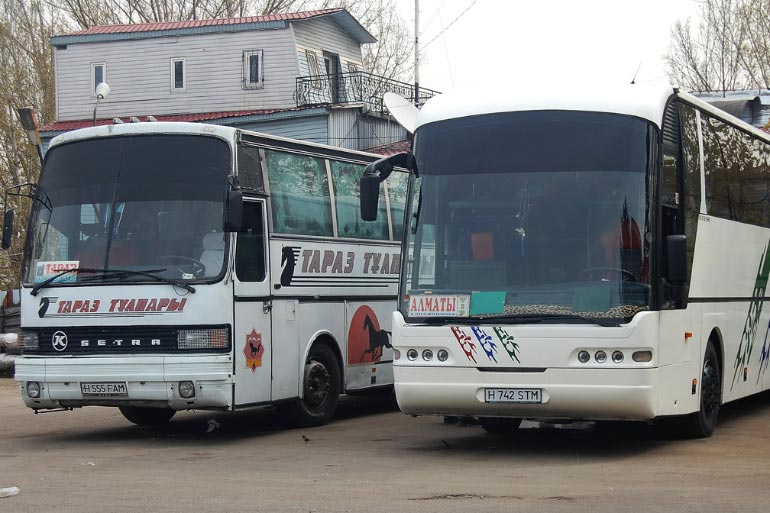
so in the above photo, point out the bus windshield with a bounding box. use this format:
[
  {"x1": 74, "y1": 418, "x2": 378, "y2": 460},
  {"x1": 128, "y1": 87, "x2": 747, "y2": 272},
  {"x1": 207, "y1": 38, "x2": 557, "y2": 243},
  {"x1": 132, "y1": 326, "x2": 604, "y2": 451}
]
[
  {"x1": 22, "y1": 134, "x2": 231, "y2": 286},
  {"x1": 402, "y1": 111, "x2": 655, "y2": 324}
]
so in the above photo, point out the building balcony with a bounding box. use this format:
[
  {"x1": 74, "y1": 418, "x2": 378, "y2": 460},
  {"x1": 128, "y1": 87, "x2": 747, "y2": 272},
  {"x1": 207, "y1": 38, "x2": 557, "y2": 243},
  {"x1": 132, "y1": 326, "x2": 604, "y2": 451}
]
[{"x1": 295, "y1": 71, "x2": 439, "y2": 113}]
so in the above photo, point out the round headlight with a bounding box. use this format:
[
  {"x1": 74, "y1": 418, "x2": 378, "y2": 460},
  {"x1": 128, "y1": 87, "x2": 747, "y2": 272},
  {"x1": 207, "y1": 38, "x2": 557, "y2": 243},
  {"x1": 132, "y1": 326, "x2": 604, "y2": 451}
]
[
  {"x1": 437, "y1": 349, "x2": 449, "y2": 362},
  {"x1": 178, "y1": 380, "x2": 196, "y2": 399},
  {"x1": 26, "y1": 381, "x2": 41, "y2": 399},
  {"x1": 422, "y1": 349, "x2": 433, "y2": 361},
  {"x1": 612, "y1": 350, "x2": 624, "y2": 364},
  {"x1": 577, "y1": 350, "x2": 590, "y2": 363},
  {"x1": 595, "y1": 350, "x2": 607, "y2": 363},
  {"x1": 407, "y1": 349, "x2": 418, "y2": 361}
]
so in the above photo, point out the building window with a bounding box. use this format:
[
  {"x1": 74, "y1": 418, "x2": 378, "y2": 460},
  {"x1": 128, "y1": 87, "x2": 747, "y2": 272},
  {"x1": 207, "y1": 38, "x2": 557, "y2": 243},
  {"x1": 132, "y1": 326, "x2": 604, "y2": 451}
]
[
  {"x1": 171, "y1": 58, "x2": 186, "y2": 92},
  {"x1": 306, "y1": 50, "x2": 323, "y2": 89},
  {"x1": 91, "y1": 62, "x2": 106, "y2": 96},
  {"x1": 242, "y1": 50, "x2": 264, "y2": 89}
]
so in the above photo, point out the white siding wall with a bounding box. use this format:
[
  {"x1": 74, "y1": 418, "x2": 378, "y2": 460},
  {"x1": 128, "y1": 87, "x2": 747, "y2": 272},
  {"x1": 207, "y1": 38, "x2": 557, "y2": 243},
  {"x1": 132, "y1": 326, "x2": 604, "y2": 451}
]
[
  {"x1": 328, "y1": 108, "x2": 407, "y2": 151},
  {"x1": 55, "y1": 27, "x2": 301, "y2": 121},
  {"x1": 293, "y1": 17, "x2": 365, "y2": 77}
]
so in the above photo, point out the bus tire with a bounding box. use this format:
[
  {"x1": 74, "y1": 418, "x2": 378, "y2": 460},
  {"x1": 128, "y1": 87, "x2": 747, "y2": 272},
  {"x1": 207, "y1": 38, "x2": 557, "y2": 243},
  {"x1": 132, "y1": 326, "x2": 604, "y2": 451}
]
[
  {"x1": 686, "y1": 341, "x2": 721, "y2": 438},
  {"x1": 479, "y1": 417, "x2": 522, "y2": 434},
  {"x1": 286, "y1": 344, "x2": 340, "y2": 427},
  {"x1": 119, "y1": 406, "x2": 176, "y2": 426}
]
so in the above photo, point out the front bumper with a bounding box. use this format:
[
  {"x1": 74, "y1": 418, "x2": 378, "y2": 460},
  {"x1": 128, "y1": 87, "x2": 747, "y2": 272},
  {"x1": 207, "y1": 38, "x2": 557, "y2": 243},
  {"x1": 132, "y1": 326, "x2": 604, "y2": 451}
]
[
  {"x1": 15, "y1": 355, "x2": 233, "y2": 411},
  {"x1": 394, "y1": 365, "x2": 658, "y2": 420}
]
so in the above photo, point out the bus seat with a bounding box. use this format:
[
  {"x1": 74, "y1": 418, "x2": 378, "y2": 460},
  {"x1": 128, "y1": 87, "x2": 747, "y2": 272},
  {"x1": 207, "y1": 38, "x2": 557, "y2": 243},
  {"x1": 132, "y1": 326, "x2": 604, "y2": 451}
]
[
  {"x1": 200, "y1": 232, "x2": 225, "y2": 275},
  {"x1": 471, "y1": 232, "x2": 495, "y2": 261}
]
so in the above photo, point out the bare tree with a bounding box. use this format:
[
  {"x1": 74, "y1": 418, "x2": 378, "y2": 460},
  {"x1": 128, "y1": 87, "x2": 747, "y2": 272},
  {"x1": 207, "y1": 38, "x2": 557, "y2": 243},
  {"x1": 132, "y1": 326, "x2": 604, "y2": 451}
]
[
  {"x1": 0, "y1": 0, "x2": 66, "y2": 289},
  {"x1": 666, "y1": 0, "x2": 770, "y2": 92}
]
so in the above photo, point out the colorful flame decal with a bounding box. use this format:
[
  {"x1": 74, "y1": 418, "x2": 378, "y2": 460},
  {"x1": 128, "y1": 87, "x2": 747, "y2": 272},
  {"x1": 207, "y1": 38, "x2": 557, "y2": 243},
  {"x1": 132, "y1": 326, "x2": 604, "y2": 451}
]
[
  {"x1": 493, "y1": 326, "x2": 521, "y2": 363},
  {"x1": 471, "y1": 326, "x2": 498, "y2": 363},
  {"x1": 451, "y1": 326, "x2": 477, "y2": 363}
]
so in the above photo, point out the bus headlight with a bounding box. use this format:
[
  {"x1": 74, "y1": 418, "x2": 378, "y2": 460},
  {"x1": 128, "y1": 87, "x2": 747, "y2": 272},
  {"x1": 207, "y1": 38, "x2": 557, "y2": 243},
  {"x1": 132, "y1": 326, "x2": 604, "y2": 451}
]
[
  {"x1": 577, "y1": 350, "x2": 590, "y2": 363},
  {"x1": 422, "y1": 349, "x2": 433, "y2": 361},
  {"x1": 177, "y1": 328, "x2": 229, "y2": 349},
  {"x1": 595, "y1": 350, "x2": 607, "y2": 363},
  {"x1": 407, "y1": 349, "x2": 418, "y2": 361},
  {"x1": 612, "y1": 350, "x2": 624, "y2": 363},
  {"x1": 21, "y1": 332, "x2": 39, "y2": 350},
  {"x1": 26, "y1": 381, "x2": 41, "y2": 398},
  {"x1": 178, "y1": 381, "x2": 196, "y2": 399},
  {"x1": 437, "y1": 349, "x2": 449, "y2": 362}
]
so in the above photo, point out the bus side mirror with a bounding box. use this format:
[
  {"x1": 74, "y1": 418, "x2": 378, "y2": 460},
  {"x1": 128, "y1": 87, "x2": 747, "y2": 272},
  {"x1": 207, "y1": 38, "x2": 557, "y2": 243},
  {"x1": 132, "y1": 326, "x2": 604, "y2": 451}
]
[
  {"x1": 223, "y1": 190, "x2": 243, "y2": 232},
  {"x1": 2, "y1": 210, "x2": 14, "y2": 249},
  {"x1": 360, "y1": 174, "x2": 381, "y2": 221},
  {"x1": 360, "y1": 152, "x2": 413, "y2": 222},
  {"x1": 666, "y1": 234, "x2": 687, "y2": 284}
]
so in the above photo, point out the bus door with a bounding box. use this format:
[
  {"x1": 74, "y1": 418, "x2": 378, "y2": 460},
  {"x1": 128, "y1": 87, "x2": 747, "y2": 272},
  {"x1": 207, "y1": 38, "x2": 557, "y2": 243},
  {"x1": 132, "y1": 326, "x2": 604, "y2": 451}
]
[{"x1": 233, "y1": 198, "x2": 272, "y2": 407}]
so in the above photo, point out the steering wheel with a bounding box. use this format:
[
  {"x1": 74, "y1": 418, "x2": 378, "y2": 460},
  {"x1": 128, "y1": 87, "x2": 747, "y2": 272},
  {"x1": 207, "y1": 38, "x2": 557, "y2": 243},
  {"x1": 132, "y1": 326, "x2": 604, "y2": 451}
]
[
  {"x1": 579, "y1": 266, "x2": 636, "y2": 282},
  {"x1": 157, "y1": 255, "x2": 206, "y2": 277}
]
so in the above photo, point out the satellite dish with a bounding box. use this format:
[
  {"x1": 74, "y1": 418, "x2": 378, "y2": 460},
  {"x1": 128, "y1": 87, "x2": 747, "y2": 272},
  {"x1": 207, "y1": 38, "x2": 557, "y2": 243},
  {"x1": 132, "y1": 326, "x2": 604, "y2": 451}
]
[{"x1": 384, "y1": 92, "x2": 418, "y2": 133}]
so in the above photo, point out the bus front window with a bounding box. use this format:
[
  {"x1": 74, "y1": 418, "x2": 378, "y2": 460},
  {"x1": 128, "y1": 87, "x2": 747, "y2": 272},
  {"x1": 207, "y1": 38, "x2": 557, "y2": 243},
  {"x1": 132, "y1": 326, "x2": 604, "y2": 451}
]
[
  {"x1": 403, "y1": 111, "x2": 654, "y2": 324},
  {"x1": 23, "y1": 134, "x2": 231, "y2": 285}
]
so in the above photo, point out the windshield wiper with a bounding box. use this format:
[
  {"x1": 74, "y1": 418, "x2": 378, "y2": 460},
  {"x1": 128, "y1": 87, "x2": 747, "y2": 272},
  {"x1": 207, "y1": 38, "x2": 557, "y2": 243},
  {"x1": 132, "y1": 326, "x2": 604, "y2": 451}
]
[
  {"x1": 420, "y1": 313, "x2": 618, "y2": 327},
  {"x1": 517, "y1": 313, "x2": 619, "y2": 327},
  {"x1": 31, "y1": 267, "x2": 196, "y2": 296}
]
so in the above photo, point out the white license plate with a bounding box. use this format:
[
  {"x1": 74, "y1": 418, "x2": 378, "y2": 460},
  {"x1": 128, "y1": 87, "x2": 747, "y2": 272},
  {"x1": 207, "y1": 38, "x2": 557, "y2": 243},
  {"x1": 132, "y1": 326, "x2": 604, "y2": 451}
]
[
  {"x1": 484, "y1": 388, "x2": 542, "y2": 404},
  {"x1": 80, "y1": 382, "x2": 128, "y2": 397}
]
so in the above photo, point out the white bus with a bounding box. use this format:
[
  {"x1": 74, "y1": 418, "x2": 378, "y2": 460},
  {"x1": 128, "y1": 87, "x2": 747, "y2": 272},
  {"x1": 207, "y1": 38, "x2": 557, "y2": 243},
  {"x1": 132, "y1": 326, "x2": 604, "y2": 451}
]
[
  {"x1": 360, "y1": 83, "x2": 770, "y2": 438},
  {"x1": 8, "y1": 121, "x2": 407, "y2": 426}
]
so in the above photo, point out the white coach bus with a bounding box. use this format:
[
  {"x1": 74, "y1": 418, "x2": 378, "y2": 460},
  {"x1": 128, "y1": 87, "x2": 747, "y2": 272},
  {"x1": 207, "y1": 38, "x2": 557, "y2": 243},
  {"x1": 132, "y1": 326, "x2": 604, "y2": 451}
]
[
  {"x1": 7, "y1": 121, "x2": 406, "y2": 426},
  {"x1": 360, "y1": 83, "x2": 770, "y2": 438}
]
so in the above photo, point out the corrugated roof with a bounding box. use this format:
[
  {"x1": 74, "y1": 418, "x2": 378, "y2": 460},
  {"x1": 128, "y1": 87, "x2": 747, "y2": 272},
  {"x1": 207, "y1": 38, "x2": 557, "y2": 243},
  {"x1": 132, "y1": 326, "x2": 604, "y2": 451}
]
[
  {"x1": 40, "y1": 108, "x2": 302, "y2": 133},
  {"x1": 365, "y1": 139, "x2": 412, "y2": 156},
  {"x1": 51, "y1": 8, "x2": 376, "y2": 45}
]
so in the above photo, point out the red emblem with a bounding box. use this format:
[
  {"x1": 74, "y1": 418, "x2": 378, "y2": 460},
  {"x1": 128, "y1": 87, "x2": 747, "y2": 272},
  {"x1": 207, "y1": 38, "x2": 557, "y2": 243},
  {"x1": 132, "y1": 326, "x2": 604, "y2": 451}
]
[{"x1": 243, "y1": 329, "x2": 264, "y2": 372}]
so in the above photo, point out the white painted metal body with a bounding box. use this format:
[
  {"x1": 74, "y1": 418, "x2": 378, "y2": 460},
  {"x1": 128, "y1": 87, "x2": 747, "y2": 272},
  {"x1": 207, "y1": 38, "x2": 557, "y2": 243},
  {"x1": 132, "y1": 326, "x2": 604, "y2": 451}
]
[
  {"x1": 392, "y1": 82, "x2": 770, "y2": 422},
  {"x1": 15, "y1": 122, "x2": 399, "y2": 414}
]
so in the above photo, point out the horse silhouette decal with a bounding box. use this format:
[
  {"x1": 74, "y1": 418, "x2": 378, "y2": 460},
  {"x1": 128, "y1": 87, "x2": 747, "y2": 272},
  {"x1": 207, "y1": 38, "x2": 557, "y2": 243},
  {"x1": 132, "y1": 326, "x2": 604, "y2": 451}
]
[
  {"x1": 360, "y1": 314, "x2": 392, "y2": 362},
  {"x1": 280, "y1": 246, "x2": 300, "y2": 286},
  {"x1": 347, "y1": 306, "x2": 391, "y2": 365}
]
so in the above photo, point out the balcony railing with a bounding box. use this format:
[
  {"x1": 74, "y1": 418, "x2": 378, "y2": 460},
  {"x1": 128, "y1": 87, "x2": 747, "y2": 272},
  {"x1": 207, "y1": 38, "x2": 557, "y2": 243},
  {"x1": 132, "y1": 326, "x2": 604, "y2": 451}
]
[{"x1": 295, "y1": 71, "x2": 439, "y2": 113}]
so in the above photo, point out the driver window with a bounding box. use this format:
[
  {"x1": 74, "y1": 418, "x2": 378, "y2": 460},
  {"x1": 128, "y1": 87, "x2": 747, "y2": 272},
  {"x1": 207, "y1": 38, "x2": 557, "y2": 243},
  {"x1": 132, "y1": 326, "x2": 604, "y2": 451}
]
[{"x1": 235, "y1": 200, "x2": 266, "y2": 282}]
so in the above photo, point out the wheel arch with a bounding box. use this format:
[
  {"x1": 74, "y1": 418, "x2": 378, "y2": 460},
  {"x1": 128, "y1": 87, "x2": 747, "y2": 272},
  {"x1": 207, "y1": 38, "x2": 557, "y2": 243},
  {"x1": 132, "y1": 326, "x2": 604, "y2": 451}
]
[
  {"x1": 706, "y1": 327, "x2": 724, "y2": 379},
  {"x1": 306, "y1": 331, "x2": 344, "y2": 393}
]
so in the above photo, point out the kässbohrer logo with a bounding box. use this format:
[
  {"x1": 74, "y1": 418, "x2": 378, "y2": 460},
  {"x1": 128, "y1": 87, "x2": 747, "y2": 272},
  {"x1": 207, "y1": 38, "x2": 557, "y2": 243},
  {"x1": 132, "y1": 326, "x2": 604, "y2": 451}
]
[{"x1": 51, "y1": 331, "x2": 68, "y2": 351}]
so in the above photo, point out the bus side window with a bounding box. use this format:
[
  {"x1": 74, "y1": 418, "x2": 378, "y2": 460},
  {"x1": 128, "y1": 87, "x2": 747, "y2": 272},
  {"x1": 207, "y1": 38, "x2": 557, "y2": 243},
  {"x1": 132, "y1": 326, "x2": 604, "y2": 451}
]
[{"x1": 235, "y1": 201, "x2": 266, "y2": 282}]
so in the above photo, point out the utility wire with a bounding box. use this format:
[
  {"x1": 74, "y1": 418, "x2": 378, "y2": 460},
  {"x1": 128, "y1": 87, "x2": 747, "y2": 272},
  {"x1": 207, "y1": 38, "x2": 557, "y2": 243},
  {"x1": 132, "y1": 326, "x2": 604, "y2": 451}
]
[{"x1": 422, "y1": 0, "x2": 481, "y2": 49}]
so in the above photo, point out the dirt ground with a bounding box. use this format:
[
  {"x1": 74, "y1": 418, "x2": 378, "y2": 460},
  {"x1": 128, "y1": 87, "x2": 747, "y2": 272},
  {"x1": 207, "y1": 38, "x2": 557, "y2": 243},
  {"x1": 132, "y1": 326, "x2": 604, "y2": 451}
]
[{"x1": 1, "y1": 378, "x2": 770, "y2": 513}]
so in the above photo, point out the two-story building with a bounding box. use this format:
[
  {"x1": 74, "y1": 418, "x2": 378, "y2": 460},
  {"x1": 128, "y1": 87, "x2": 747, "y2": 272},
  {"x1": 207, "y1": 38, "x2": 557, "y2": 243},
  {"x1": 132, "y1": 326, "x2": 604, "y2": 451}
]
[{"x1": 41, "y1": 8, "x2": 438, "y2": 152}]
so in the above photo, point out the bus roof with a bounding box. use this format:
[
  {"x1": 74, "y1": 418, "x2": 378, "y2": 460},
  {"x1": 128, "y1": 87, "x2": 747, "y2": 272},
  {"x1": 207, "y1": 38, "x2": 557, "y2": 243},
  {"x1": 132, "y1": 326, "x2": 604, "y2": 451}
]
[
  {"x1": 49, "y1": 121, "x2": 238, "y2": 149},
  {"x1": 47, "y1": 120, "x2": 390, "y2": 159},
  {"x1": 416, "y1": 82, "x2": 770, "y2": 144},
  {"x1": 416, "y1": 82, "x2": 677, "y2": 130}
]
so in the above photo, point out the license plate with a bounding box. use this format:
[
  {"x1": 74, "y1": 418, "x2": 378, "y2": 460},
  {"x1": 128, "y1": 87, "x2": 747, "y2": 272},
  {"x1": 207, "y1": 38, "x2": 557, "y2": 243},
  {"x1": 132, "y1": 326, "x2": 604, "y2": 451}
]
[
  {"x1": 80, "y1": 382, "x2": 128, "y2": 398},
  {"x1": 484, "y1": 388, "x2": 542, "y2": 404}
]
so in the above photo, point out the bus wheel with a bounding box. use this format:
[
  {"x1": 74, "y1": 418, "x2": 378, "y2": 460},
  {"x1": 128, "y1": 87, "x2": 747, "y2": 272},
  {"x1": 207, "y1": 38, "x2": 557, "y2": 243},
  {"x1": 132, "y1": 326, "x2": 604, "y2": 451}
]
[
  {"x1": 686, "y1": 341, "x2": 721, "y2": 438},
  {"x1": 479, "y1": 417, "x2": 522, "y2": 434},
  {"x1": 287, "y1": 344, "x2": 340, "y2": 427},
  {"x1": 119, "y1": 406, "x2": 176, "y2": 426}
]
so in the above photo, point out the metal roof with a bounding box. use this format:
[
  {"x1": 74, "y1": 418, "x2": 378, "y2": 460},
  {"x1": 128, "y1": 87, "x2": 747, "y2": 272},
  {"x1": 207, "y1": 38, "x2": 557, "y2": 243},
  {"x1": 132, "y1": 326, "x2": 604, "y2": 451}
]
[
  {"x1": 40, "y1": 107, "x2": 327, "y2": 135},
  {"x1": 50, "y1": 8, "x2": 376, "y2": 46}
]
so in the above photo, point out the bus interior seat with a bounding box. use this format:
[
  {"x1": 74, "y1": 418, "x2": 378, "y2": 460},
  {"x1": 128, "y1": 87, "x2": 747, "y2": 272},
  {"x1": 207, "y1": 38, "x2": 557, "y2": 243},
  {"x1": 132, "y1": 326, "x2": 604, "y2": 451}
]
[
  {"x1": 200, "y1": 232, "x2": 225, "y2": 275},
  {"x1": 471, "y1": 232, "x2": 495, "y2": 261}
]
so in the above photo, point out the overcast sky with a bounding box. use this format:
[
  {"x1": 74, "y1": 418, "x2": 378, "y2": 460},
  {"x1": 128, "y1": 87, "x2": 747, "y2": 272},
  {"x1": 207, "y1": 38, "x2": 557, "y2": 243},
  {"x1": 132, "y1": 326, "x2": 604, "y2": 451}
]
[{"x1": 393, "y1": 0, "x2": 701, "y2": 94}]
